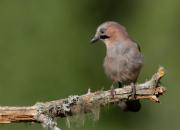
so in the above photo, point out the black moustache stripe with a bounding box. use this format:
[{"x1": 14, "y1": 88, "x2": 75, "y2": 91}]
[{"x1": 100, "y1": 35, "x2": 110, "y2": 39}]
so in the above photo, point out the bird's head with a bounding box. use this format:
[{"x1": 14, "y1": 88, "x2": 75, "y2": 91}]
[{"x1": 90, "y1": 21, "x2": 129, "y2": 46}]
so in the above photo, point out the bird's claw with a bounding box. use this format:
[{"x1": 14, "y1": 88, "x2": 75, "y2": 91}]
[
  {"x1": 110, "y1": 85, "x2": 116, "y2": 98},
  {"x1": 131, "y1": 82, "x2": 136, "y2": 100}
]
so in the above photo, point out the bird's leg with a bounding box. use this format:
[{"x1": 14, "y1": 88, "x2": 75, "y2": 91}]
[
  {"x1": 131, "y1": 82, "x2": 136, "y2": 99},
  {"x1": 110, "y1": 82, "x2": 116, "y2": 98}
]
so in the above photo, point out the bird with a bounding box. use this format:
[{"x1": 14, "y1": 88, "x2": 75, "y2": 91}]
[{"x1": 90, "y1": 21, "x2": 144, "y2": 112}]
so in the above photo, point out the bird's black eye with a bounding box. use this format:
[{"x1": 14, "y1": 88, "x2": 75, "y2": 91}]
[{"x1": 100, "y1": 28, "x2": 105, "y2": 34}]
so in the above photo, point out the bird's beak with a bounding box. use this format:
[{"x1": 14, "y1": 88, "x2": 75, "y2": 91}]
[{"x1": 90, "y1": 36, "x2": 100, "y2": 44}]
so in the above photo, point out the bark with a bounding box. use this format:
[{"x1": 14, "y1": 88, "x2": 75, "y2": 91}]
[{"x1": 0, "y1": 67, "x2": 166, "y2": 130}]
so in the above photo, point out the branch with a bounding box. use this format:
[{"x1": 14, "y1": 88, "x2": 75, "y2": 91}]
[{"x1": 0, "y1": 67, "x2": 166, "y2": 130}]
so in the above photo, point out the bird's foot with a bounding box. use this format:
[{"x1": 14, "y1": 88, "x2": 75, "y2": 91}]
[
  {"x1": 131, "y1": 82, "x2": 136, "y2": 100},
  {"x1": 110, "y1": 85, "x2": 116, "y2": 98}
]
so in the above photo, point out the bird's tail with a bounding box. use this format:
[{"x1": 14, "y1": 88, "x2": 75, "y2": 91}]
[
  {"x1": 118, "y1": 82, "x2": 141, "y2": 112},
  {"x1": 118, "y1": 100, "x2": 141, "y2": 112}
]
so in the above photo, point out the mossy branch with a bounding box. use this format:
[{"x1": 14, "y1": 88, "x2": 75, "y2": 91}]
[{"x1": 0, "y1": 67, "x2": 166, "y2": 130}]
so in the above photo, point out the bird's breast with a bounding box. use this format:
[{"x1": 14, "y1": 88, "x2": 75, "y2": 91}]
[{"x1": 103, "y1": 49, "x2": 143, "y2": 83}]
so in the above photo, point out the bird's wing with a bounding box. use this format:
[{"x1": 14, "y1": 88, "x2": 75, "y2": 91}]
[
  {"x1": 132, "y1": 40, "x2": 141, "y2": 52},
  {"x1": 136, "y1": 42, "x2": 141, "y2": 52}
]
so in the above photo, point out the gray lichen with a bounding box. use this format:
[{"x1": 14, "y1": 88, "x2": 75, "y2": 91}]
[{"x1": 34, "y1": 95, "x2": 80, "y2": 130}]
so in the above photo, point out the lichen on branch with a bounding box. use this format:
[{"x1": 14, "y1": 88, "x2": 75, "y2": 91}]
[{"x1": 0, "y1": 67, "x2": 166, "y2": 130}]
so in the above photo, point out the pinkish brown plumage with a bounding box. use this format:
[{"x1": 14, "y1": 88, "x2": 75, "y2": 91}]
[{"x1": 91, "y1": 21, "x2": 144, "y2": 112}]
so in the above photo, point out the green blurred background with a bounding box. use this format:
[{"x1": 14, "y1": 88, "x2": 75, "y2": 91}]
[{"x1": 0, "y1": 0, "x2": 179, "y2": 130}]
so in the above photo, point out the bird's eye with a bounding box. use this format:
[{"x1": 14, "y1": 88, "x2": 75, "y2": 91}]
[{"x1": 100, "y1": 28, "x2": 105, "y2": 33}]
